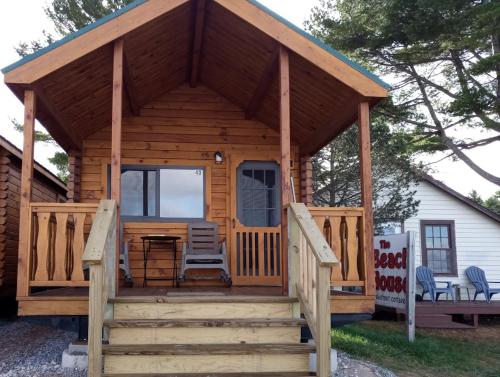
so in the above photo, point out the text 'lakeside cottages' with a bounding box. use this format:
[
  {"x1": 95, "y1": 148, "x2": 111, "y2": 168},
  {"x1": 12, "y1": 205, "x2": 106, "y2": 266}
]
[{"x1": 2, "y1": 1, "x2": 389, "y2": 376}]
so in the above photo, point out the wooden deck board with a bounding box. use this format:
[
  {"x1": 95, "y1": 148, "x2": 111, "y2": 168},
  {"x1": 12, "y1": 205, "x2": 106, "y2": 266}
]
[
  {"x1": 415, "y1": 301, "x2": 500, "y2": 315},
  {"x1": 18, "y1": 286, "x2": 375, "y2": 315}
]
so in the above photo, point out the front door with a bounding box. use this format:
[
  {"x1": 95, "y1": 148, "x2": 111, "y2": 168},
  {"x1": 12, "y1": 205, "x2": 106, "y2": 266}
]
[{"x1": 230, "y1": 156, "x2": 282, "y2": 286}]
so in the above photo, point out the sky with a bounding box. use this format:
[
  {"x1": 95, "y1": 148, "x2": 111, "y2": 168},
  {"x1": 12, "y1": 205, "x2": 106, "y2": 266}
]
[{"x1": 0, "y1": 0, "x2": 498, "y2": 198}]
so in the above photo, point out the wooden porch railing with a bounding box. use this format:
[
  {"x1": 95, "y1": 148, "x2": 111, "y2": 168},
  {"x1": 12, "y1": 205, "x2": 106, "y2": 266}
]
[
  {"x1": 308, "y1": 207, "x2": 367, "y2": 293},
  {"x1": 82, "y1": 200, "x2": 117, "y2": 377},
  {"x1": 28, "y1": 203, "x2": 99, "y2": 288},
  {"x1": 288, "y1": 203, "x2": 338, "y2": 377},
  {"x1": 232, "y1": 227, "x2": 282, "y2": 285}
]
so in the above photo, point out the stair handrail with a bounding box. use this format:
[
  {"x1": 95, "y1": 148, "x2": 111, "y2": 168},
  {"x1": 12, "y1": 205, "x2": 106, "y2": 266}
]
[
  {"x1": 287, "y1": 203, "x2": 338, "y2": 377},
  {"x1": 82, "y1": 199, "x2": 117, "y2": 377}
]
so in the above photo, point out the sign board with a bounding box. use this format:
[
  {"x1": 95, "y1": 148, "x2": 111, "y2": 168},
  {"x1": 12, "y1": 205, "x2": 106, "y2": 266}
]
[{"x1": 374, "y1": 231, "x2": 416, "y2": 341}]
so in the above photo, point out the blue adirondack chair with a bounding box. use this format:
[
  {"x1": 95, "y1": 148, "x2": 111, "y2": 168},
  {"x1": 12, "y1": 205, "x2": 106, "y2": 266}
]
[
  {"x1": 465, "y1": 266, "x2": 500, "y2": 303},
  {"x1": 416, "y1": 266, "x2": 455, "y2": 303}
]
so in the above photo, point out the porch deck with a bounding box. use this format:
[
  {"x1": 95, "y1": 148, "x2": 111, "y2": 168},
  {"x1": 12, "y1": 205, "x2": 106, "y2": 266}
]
[
  {"x1": 19, "y1": 286, "x2": 374, "y2": 316},
  {"x1": 396, "y1": 300, "x2": 500, "y2": 329}
]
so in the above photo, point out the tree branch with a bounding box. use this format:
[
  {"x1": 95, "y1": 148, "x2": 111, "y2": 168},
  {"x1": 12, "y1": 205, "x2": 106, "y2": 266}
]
[{"x1": 411, "y1": 64, "x2": 500, "y2": 185}]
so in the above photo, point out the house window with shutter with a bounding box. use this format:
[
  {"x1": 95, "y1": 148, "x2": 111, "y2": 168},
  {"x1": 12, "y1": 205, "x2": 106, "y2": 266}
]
[{"x1": 420, "y1": 220, "x2": 457, "y2": 276}]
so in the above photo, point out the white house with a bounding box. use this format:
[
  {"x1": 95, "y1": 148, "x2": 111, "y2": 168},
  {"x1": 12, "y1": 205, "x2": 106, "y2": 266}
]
[{"x1": 404, "y1": 175, "x2": 500, "y2": 301}]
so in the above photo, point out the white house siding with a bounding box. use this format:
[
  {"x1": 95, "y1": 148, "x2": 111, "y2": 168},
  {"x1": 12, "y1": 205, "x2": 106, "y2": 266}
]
[{"x1": 404, "y1": 181, "x2": 500, "y2": 301}]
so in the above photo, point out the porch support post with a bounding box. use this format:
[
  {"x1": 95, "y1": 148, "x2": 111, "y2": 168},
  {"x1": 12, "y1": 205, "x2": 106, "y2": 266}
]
[
  {"x1": 358, "y1": 101, "x2": 375, "y2": 296},
  {"x1": 300, "y1": 155, "x2": 313, "y2": 205},
  {"x1": 111, "y1": 39, "x2": 124, "y2": 290},
  {"x1": 67, "y1": 150, "x2": 81, "y2": 203},
  {"x1": 279, "y1": 46, "x2": 291, "y2": 294},
  {"x1": 17, "y1": 90, "x2": 36, "y2": 298}
]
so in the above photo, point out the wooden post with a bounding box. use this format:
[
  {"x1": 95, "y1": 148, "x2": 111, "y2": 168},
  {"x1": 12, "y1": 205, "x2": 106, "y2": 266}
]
[
  {"x1": 17, "y1": 90, "x2": 36, "y2": 298},
  {"x1": 111, "y1": 39, "x2": 124, "y2": 290},
  {"x1": 279, "y1": 46, "x2": 291, "y2": 295},
  {"x1": 358, "y1": 101, "x2": 375, "y2": 296},
  {"x1": 316, "y1": 264, "x2": 331, "y2": 377},
  {"x1": 300, "y1": 155, "x2": 313, "y2": 205},
  {"x1": 87, "y1": 263, "x2": 104, "y2": 377},
  {"x1": 67, "y1": 150, "x2": 81, "y2": 203}
]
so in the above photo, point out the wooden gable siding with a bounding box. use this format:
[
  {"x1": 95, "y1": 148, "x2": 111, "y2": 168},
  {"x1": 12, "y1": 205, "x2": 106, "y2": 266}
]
[
  {"x1": 0, "y1": 149, "x2": 66, "y2": 291},
  {"x1": 80, "y1": 84, "x2": 300, "y2": 286}
]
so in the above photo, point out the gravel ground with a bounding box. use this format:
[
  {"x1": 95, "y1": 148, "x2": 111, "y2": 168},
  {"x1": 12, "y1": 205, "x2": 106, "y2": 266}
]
[
  {"x1": 335, "y1": 351, "x2": 398, "y2": 377},
  {"x1": 0, "y1": 320, "x2": 395, "y2": 377},
  {"x1": 0, "y1": 320, "x2": 85, "y2": 377}
]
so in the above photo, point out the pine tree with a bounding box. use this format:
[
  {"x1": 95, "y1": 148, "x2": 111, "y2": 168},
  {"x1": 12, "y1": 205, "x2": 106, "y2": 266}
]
[{"x1": 307, "y1": 0, "x2": 500, "y2": 186}]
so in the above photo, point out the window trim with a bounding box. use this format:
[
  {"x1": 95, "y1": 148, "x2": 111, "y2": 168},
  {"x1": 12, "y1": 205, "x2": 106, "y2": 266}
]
[
  {"x1": 420, "y1": 220, "x2": 458, "y2": 277},
  {"x1": 108, "y1": 164, "x2": 206, "y2": 223}
]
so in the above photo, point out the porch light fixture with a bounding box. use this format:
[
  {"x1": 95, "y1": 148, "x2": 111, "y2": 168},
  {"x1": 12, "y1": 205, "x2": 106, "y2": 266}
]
[{"x1": 214, "y1": 151, "x2": 224, "y2": 164}]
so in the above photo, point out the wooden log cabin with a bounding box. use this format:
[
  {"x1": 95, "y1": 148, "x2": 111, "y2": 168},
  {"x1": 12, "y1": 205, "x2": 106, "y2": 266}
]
[
  {"x1": 0, "y1": 136, "x2": 67, "y2": 297},
  {"x1": 2, "y1": 1, "x2": 389, "y2": 376}
]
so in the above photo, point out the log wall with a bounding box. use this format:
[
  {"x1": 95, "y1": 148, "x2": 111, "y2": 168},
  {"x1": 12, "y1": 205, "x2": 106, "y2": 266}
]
[{"x1": 0, "y1": 147, "x2": 66, "y2": 293}]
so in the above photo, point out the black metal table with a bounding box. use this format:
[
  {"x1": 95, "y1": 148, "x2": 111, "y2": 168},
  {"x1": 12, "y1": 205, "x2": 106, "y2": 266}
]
[{"x1": 141, "y1": 235, "x2": 181, "y2": 287}]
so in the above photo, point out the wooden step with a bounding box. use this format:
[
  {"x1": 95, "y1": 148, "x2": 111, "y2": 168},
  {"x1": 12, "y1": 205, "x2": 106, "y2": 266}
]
[
  {"x1": 106, "y1": 318, "x2": 306, "y2": 345},
  {"x1": 102, "y1": 373, "x2": 314, "y2": 377},
  {"x1": 104, "y1": 318, "x2": 307, "y2": 328},
  {"x1": 110, "y1": 296, "x2": 298, "y2": 304},
  {"x1": 103, "y1": 343, "x2": 315, "y2": 355},
  {"x1": 113, "y1": 302, "x2": 295, "y2": 320},
  {"x1": 103, "y1": 344, "x2": 314, "y2": 374}
]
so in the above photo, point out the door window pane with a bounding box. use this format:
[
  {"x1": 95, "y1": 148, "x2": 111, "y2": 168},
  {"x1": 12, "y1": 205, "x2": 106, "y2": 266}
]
[
  {"x1": 159, "y1": 169, "x2": 204, "y2": 219},
  {"x1": 237, "y1": 162, "x2": 280, "y2": 227}
]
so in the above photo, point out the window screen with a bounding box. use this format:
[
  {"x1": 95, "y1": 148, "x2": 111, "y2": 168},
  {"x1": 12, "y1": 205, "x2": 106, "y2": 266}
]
[{"x1": 237, "y1": 161, "x2": 280, "y2": 227}]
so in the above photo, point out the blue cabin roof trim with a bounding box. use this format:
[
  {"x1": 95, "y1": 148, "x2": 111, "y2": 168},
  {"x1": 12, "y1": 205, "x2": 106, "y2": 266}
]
[
  {"x1": 1, "y1": 0, "x2": 146, "y2": 75},
  {"x1": 2, "y1": 0, "x2": 391, "y2": 91}
]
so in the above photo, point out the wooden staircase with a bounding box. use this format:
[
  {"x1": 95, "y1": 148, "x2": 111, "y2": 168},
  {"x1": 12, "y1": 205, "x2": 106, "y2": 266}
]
[
  {"x1": 100, "y1": 296, "x2": 314, "y2": 376},
  {"x1": 82, "y1": 201, "x2": 338, "y2": 377}
]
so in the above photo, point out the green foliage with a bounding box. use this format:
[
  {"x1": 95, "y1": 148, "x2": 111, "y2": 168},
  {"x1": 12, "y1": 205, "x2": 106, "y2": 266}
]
[
  {"x1": 48, "y1": 152, "x2": 69, "y2": 183},
  {"x1": 10, "y1": 118, "x2": 69, "y2": 182},
  {"x1": 45, "y1": 0, "x2": 136, "y2": 36},
  {"x1": 16, "y1": 0, "x2": 136, "y2": 57},
  {"x1": 10, "y1": 118, "x2": 54, "y2": 144},
  {"x1": 312, "y1": 116, "x2": 420, "y2": 234},
  {"x1": 332, "y1": 321, "x2": 500, "y2": 377},
  {"x1": 468, "y1": 189, "x2": 500, "y2": 215},
  {"x1": 307, "y1": 0, "x2": 500, "y2": 185}
]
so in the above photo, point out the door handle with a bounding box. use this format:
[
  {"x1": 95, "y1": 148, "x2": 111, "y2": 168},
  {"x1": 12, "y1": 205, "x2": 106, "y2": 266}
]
[{"x1": 232, "y1": 218, "x2": 236, "y2": 229}]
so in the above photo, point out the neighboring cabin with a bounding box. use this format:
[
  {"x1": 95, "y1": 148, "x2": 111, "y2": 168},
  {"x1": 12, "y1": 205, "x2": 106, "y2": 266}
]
[
  {"x1": 404, "y1": 175, "x2": 500, "y2": 300},
  {"x1": 0, "y1": 136, "x2": 67, "y2": 296}
]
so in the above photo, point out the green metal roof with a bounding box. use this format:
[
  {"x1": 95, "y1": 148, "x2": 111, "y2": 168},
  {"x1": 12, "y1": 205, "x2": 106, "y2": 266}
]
[{"x1": 2, "y1": 0, "x2": 390, "y2": 90}]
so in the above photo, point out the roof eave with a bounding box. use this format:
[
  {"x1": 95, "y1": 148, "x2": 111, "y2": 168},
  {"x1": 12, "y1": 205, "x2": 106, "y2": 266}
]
[
  {"x1": 421, "y1": 174, "x2": 500, "y2": 224},
  {"x1": 3, "y1": 0, "x2": 390, "y2": 99},
  {"x1": 2, "y1": 0, "x2": 189, "y2": 85}
]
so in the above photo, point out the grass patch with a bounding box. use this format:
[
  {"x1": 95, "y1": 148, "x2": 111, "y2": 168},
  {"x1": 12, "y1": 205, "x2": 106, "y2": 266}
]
[{"x1": 332, "y1": 321, "x2": 500, "y2": 377}]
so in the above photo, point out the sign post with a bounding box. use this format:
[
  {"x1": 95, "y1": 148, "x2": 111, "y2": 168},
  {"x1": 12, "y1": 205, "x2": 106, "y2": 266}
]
[{"x1": 374, "y1": 231, "x2": 416, "y2": 342}]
